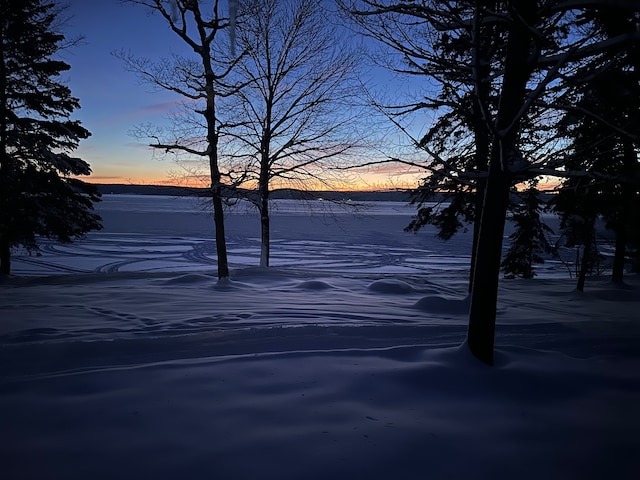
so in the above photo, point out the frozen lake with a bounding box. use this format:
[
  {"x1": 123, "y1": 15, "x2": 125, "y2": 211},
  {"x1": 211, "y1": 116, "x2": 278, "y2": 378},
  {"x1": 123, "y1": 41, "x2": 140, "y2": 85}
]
[{"x1": 12, "y1": 194, "x2": 568, "y2": 279}]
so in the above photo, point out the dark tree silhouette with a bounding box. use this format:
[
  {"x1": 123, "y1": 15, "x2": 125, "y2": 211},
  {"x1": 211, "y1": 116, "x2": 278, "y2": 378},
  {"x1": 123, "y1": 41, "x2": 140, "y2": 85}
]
[
  {"x1": 0, "y1": 0, "x2": 102, "y2": 275},
  {"x1": 552, "y1": 7, "x2": 640, "y2": 288},
  {"x1": 344, "y1": 0, "x2": 640, "y2": 364},
  {"x1": 502, "y1": 186, "x2": 554, "y2": 279},
  {"x1": 551, "y1": 180, "x2": 600, "y2": 292},
  {"x1": 551, "y1": 85, "x2": 637, "y2": 292}
]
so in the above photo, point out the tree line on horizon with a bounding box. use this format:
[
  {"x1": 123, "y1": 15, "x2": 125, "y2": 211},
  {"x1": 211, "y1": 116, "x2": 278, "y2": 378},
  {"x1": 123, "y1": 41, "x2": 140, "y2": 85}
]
[{"x1": 1, "y1": 0, "x2": 638, "y2": 365}]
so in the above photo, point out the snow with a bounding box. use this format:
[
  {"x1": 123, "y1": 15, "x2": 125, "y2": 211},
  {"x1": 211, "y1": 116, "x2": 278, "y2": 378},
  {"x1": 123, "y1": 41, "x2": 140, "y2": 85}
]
[{"x1": 1, "y1": 195, "x2": 639, "y2": 479}]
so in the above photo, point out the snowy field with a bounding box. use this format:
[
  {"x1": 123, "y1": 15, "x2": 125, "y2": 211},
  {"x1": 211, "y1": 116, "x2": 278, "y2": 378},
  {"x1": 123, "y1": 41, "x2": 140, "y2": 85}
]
[{"x1": 1, "y1": 194, "x2": 639, "y2": 479}]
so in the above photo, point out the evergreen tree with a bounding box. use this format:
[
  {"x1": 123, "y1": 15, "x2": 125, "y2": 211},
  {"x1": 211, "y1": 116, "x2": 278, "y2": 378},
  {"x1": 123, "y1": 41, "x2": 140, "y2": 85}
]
[
  {"x1": 551, "y1": 180, "x2": 601, "y2": 292},
  {"x1": 346, "y1": 0, "x2": 639, "y2": 365},
  {"x1": 0, "y1": 0, "x2": 102, "y2": 274},
  {"x1": 552, "y1": 6, "x2": 640, "y2": 288},
  {"x1": 501, "y1": 186, "x2": 554, "y2": 279},
  {"x1": 590, "y1": 9, "x2": 640, "y2": 283}
]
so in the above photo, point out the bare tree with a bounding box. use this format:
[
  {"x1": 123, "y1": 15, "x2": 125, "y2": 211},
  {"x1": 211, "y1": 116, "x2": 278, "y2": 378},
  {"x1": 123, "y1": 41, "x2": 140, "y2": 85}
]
[
  {"x1": 119, "y1": 0, "x2": 244, "y2": 280},
  {"x1": 222, "y1": 0, "x2": 366, "y2": 267}
]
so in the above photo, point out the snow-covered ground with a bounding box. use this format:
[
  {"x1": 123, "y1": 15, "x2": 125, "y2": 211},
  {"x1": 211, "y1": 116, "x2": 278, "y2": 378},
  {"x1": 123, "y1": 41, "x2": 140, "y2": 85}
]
[{"x1": 1, "y1": 195, "x2": 639, "y2": 479}]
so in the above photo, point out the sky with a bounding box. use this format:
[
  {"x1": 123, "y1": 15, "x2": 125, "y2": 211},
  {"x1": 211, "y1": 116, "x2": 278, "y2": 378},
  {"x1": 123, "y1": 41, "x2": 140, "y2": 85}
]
[
  {"x1": 62, "y1": 0, "x2": 187, "y2": 185},
  {"x1": 59, "y1": 0, "x2": 426, "y2": 190}
]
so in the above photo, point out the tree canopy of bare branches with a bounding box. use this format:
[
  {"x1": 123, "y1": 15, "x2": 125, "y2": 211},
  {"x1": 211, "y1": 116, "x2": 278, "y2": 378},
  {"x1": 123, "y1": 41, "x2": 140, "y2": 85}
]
[{"x1": 223, "y1": 0, "x2": 368, "y2": 267}]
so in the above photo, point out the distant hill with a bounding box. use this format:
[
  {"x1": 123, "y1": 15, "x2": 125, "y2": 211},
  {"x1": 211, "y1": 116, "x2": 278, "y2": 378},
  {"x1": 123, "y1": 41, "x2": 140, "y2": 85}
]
[
  {"x1": 95, "y1": 184, "x2": 207, "y2": 197},
  {"x1": 93, "y1": 184, "x2": 557, "y2": 204},
  {"x1": 93, "y1": 184, "x2": 416, "y2": 202}
]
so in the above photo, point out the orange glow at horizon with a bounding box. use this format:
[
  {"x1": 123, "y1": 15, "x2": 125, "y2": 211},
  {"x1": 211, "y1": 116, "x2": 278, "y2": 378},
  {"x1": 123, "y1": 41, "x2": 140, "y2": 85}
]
[
  {"x1": 86, "y1": 165, "x2": 427, "y2": 192},
  {"x1": 87, "y1": 175, "x2": 423, "y2": 192},
  {"x1": 84, "y1": 153, "x2": 564, "y2": 193}
]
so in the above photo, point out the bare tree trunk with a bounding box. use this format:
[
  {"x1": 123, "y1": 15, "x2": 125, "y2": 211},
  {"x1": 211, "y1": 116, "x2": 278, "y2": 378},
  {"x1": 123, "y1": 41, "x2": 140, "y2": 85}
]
[
  {"x1": 469, "y1": 149, "x2": 487, "y2": 295},
  {"x1": 612, "y1": 138, "x2": 637, "y2": 283},
  {"x1": 259, "y1": 128, "x2": 272, "y2": 268},
  {"x1": 468, "y1": 0, "x2": 492, "y2": 295},
  {"x1": 467, "y1": 147, "x2": 511, "y2": 364},
  {"x1": 210, "y1": 169, "x2": 230, "y2": 279},
  {"x1": 0, "y1": 237, "x2": 10, "y2": 274},
  {"x1": 576, "y1": 226, "x2": 594, "y2": 292},
  {"x1": 212, "y1": 197, "x2": 229, "y2": 279},
  {"x1": 259, "y1": 193, "x2": 270, "y2": 268},
  {"x1": 469, "y1": 121, "x2": 489, "y2": 294},
  {"x1": 576, "y1": 252, "x2": 588, "y2": 292},
  {"x1": 207, "y1": 118, "x2": 229, "y2": 279},
  {"x1": 208, "y1": 114, "x2": 229, "y2": 280},
  {"x1": 467, "y1": 0, "x2": 537, "y2": 365},
  {"x1": 611, "y1": 229, "x2": 626, "y2": 283},
  {"x1": 0, "y1": 25, "x2": 8, "y2": 276},
  {"x1": 469, "y1": 187, "x2": 483, "y2": 294}
]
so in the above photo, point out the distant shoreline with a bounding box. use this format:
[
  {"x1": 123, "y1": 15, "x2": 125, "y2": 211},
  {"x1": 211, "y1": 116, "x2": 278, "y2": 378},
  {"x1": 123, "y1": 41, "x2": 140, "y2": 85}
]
[
  {"x1": 93, "y1": 184, "x2": 417, "y2": 202},
  {"x1": 93, "y1": 184, "x2": 558, "y2": 204}
]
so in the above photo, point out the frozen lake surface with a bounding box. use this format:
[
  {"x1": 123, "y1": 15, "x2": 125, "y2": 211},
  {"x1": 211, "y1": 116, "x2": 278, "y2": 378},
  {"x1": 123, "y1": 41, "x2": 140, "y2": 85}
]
[{"x1": 12, "y1": 194, "x2": 567, "y2": 278}]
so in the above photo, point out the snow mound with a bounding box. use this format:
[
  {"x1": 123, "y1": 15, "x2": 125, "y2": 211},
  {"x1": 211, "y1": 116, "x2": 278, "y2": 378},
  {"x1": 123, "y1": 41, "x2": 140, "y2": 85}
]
[
  {"x1": 413, "y1": 294, "x2": 470, "y2": 314},
  {"x1": 295, "y1": 280, "x2": 334, "y2": 290},
  {"x1": 367, "y1": 279, "x2": 415, "y2": 294}
]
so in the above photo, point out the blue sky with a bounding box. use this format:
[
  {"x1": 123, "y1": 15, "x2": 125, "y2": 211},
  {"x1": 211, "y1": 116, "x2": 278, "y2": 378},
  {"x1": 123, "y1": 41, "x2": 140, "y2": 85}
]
[
  {"x1": 62, "y1": 0, "x2": 194, "y2": 184},
  {"x1": 60, "y1": 0, "x2": 426, "y2": 189}
]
